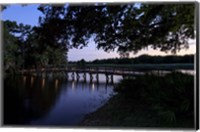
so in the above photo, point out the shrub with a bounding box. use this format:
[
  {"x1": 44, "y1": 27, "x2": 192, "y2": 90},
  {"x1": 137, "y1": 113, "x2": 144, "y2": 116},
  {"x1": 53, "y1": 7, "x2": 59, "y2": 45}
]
[{"x1": 114, "y1": 72, "x2": 194, "y2": 124}]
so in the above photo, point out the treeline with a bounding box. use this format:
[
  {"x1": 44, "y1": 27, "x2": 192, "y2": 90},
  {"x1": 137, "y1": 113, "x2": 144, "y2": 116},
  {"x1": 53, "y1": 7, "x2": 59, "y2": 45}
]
[
  {"x1": 69, "y1": 54, "x2": 194, "y2": 65},
  {"x1": 3, "y1": 18, "x2": 68, "y2": 74}
]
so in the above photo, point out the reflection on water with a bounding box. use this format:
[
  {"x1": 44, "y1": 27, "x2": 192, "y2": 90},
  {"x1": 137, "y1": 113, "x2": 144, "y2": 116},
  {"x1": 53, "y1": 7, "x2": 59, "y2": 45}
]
[
  {"x1": 42, "y1": 78, "x2": 45, "y2": 89},
  {"x1": 176, "y1": 70, "x2": 195, "y2": 75},
  {"x1": 31, "y1": 76, "x2": 34, "y2": 87},
  {"x1": 148, "y1": 70, "x2": 195, "y2": 76},
  {"x1": 4, "y1": 70, "x2": 193, "y2": 126},
  {"x1": 4, "y1": 74, "x2": 122, "y2": 126}
]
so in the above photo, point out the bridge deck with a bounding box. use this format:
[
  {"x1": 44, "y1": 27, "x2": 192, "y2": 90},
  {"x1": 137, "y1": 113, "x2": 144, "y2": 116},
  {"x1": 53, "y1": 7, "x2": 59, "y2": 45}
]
[
  {"x1": 20, "y1": 68, "x2": 146, "y2": 76},
  {"x1": 19, "y1": 63, "x2": 194, "y2": 76}
]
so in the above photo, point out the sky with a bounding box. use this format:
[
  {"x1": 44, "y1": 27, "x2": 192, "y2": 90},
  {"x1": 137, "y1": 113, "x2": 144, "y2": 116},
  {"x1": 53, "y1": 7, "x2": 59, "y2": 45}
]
[{"x1": 1, "y1": 4, "x2": 196, "y2": 61}]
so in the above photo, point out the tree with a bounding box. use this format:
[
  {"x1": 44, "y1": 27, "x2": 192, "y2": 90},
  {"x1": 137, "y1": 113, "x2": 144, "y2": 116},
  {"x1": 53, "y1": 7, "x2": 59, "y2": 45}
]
[
  {"x1": 70, "y1": 3, "x2": 195, "y2": 53},
  {"x1": 3, "y1": 5, "x2": 69, "y2": 71},
  {"x1": 3, "y1": 20, "x2": 23, "y2": 72},
  {"x1": 3, "y1": 3, "x2": 195, "y2": 73},
  {"x1": 77, "y1": 59, "x2": 86, "y2": 67},
  {"x1": 3, "y1": 20, "x2": 38, "y2": 69},
  {"x1": 37, "y1": 3, "x2": 195, "y2": 54},
  {"x1": 33, "y1": 5, "x2": 69, "y2": 67}
]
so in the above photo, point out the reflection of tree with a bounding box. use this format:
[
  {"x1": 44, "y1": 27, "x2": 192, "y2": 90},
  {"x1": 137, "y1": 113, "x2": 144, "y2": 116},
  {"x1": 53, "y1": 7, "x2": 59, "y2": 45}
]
[{"x1": 3, "y1": 76, "x2": 64, "y2": 125}]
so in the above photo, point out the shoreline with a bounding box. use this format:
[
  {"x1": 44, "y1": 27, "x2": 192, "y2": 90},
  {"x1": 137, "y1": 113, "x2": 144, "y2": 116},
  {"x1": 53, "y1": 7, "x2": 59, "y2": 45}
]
[
  {"x1": 80, "y1": 94, "x2": 194, "y2": 128},
  {"x1": 79, "y1": 72, "x2": 194, "y2": 128}
]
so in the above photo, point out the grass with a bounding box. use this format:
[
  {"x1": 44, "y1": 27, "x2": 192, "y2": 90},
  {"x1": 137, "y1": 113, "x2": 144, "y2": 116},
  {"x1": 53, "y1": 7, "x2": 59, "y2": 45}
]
[{"x1": 80, "y1": 72, "x2": 194, "y2": 128}]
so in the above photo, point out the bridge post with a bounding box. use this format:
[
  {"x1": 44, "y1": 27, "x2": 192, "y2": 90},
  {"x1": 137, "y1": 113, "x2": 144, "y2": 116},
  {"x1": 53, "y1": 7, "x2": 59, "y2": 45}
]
[
  {"x1": 52, "y1": 69, "x2": 56, "y2": 78},
  {"x1": 76, "y1": 72, "x2": 80, "y2": 80},
  {"x1": 61, "y1": 71, "x2": 65, "y2": 78},
  {"x1": 90, "y1": 73, "x2": 93, "y2": 83},
  {"x1": 45, "y1": 71, "x2": 49, "y2": 78},
  {"x1": 122, "y1": 74, "x2": 127, "y2": 79},
  {"x1": 65, "y1": 72, "x2": 69, "y2": 80},
  {"x1": 71, "y1": 72, "x2": 75, "y2": 80},
  {"x1": 96, "y1": 73, "x2": 99, "y2": 84},
  {"x1": 83, "y1": 72, "x2": 87, "y2": 82},
  {"x1": 110, "y1": 74, "x2": 114, "y2": 84},
  {"x1": 76, "y1": 76, "x2": 80, "y2": 82},
  {"x1": 106, "y1": 74, "x2": 109, "y2": 84},
  {"x1": 36, "y1": 68, "x2": 38, "y2": 76}
]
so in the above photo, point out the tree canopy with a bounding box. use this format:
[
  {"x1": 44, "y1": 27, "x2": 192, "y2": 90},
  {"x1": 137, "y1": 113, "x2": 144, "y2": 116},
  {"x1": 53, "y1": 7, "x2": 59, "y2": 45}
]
[
  {"x1": 3, "y1": 19, "x2": 68, "y2": 71},
  {"x1": 37, "y1": 3, "x2": 195, "y2": 54},
  {"x1": 2, "y1": 3, "x2": 195, "y2": 73}
]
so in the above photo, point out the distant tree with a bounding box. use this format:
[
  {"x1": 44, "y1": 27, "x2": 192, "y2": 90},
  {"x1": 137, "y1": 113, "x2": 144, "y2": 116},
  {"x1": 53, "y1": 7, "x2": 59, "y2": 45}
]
[
  {"x1": 77, "y1": 59, "x2": 86, "y2": 67},
  {"x1": 89, "y1": 54, "x2": 194, "y2": 64}
]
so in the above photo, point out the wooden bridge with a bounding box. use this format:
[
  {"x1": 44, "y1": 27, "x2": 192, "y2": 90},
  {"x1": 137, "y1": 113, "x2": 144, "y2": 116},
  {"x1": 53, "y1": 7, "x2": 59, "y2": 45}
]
[
  {"x1": 20, "y1": 67, "x2": 142, "y2": 83},
  {"x1": 19, "y1": 64, "x2": 194, "y2": 83}
]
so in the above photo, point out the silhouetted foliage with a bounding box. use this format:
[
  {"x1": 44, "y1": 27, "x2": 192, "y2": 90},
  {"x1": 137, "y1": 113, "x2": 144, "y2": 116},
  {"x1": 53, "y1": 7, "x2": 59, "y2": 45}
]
[
  {"x1": 3, "y1": 3, "x2": 195, "y2": 74},
  {"x1": 3, "y1": 19, "x2": 68, "y2": 72},
  {"x1": 76, "y1": 59, "x2": 86, "y2": 67},
  {"x1": 115, "y1": 72, "x2": 194, "y2": 124},
  {"x1": 38, "y1": 3, "x2": 195, "y2": 54}
]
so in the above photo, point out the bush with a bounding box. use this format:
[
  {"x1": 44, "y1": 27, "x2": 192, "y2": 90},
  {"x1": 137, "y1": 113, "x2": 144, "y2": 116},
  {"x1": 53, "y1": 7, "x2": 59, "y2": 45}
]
[{"x1": 114, "y1": 72, "x2": 194, "y2": 124}]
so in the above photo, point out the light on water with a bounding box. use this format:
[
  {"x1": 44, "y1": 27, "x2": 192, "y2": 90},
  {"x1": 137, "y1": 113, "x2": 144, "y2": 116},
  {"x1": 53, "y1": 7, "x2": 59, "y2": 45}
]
[
  {"x1": 42, "y1": 78, "x2": 46, "y2": 89},
  {"x1": 4, "y1": 74, "x2": 121, "y2": 126},
  {"x1": 31, "y1": 76, "x2": 34, "y2": 87},
  {"x1": 23, "y1": 76, "x2": 26, "y2": 84},
  {"x1": 4, "y1": 70, "x2": 193, "y2": 126},
  {"x1": 92, "y1": 83, "x2": 95, "y2": 92},
  {"x1": 55, "y1": 79, "x2": 59, "y2": 90}
]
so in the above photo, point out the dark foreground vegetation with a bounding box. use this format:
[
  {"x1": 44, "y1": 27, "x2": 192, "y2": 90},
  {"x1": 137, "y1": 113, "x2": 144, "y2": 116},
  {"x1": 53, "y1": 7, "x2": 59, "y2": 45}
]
[{"x1": 81, "y1": 72, "x2": 194, "y2": 128}]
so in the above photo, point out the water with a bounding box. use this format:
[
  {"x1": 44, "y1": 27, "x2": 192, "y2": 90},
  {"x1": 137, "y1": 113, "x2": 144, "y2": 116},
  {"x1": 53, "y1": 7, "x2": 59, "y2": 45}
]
[
  {"x1": 3, "y1": 70, "x2": 194, "y2": 126},
  {"x1": 3, "y1": 73, "x2": 122, "y2": 126}
]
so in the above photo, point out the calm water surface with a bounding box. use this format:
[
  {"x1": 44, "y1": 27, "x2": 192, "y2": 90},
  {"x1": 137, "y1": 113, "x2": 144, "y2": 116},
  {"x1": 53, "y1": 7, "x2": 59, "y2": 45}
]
[
  {"x1": 4, "y1": 70, "x2": 194, "y2": 126},
  {"x1": 4, "y1": 73, "x2": 122, "y2": 126}
]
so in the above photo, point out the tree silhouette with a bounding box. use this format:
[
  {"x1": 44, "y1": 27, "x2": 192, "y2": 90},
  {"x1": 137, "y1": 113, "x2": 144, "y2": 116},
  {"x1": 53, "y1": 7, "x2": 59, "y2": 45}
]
[
  {"x1": 2, "y1": 3, "x2": 196, "y2": 72},
  {"x1": 37, "y1": 3, "x2": 195, "y2": 54}
]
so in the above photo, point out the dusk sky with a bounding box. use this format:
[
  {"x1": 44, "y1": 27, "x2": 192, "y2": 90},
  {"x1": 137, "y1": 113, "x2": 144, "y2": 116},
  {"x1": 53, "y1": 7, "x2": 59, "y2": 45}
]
[{"x1": 1, "y1": 4, "x2": 196, "y2": 61}]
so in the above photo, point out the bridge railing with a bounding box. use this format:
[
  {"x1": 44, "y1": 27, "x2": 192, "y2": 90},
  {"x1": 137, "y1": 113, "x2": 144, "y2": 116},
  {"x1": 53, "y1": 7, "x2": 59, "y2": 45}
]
[{"x1": 19, "y1": 63, "x2": 194, "y2": 74}]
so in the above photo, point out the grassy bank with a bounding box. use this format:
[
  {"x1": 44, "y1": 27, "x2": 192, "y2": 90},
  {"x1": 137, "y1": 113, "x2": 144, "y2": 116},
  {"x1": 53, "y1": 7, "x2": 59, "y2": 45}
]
[{"x1": 80, "y1": 72, "x2": 194, "y2": 128}]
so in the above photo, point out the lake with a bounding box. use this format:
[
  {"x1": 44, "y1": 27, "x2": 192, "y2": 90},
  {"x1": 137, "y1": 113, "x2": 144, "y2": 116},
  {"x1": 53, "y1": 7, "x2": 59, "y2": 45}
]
[
  {"x1": 3, "y1": 70, "x2": 194, "y2": 126},
  {"x1": 3, "y1": 73, "x2": 122, "y2": 126}
]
